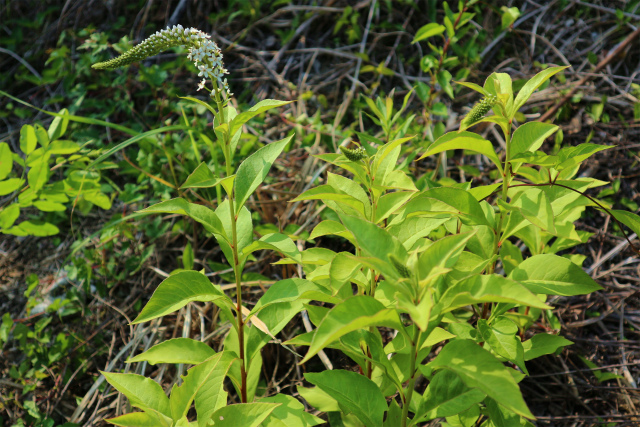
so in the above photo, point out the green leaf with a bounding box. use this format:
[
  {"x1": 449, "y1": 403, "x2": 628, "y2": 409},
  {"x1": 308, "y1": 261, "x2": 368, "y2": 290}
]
[
  {"x1": 0, "y1": 143, "x2": 12, "y2": 180},
  {"x1": 305, "y1": 370, "x2": 387, "y2": 427},
  {"x1": 339, "y1": 213, "x2": 407, "y2": 268},
  {"x1": 400, "y1": 187, "x2": 490, "y2": 227},
  {"x1": 439, "y1": 274, "x2": 552, "y2": 312},
  {"x1": 374, "y1": 191, "x2": 413, "y2": 224},
  {"x1": 505, "y1": 187, "x2": 556, "y2": 233},
  {"x1": 511, "y1": 66, "x2": 569, "y2": 116},
  {"x1": 0, "y1": 204, "x2": 20, "y2": 229},
  {"x1": 423, "y1": 340, "x2": 534, "y2": 418},
  {"x1": 508, "y1": 254, "x2": 602, "y2": 296},
  {"x1": 610, "y1": 209, "x2": 640, "y2": 236},
  {"x1": 4, "y1": 220, "x2": 58, "y2": 236},
  {"x1": 47, "y1": 108, "x2": 69, "y2": 141},
  {"x1": 413, "y1": 23, "x2": 446, "y2": 43},
  {"x1": 327, "y1": 172, "x2": 371, "y2": 218},
  {"x1": 132, "y1": 271, "x2": 233, "y2": 324},
  {"x1": 34, "y1": 124, "x2": 49, "y2": 148},
  {"x1": 456, "y1": 81, "x2": 487, "y2": 96},
  {"x1": 33, "y1": 200, "x2": 66, "y2": 212},
  {"x1": 478, "y1": 316, "x2": 527, "y2": 373},
  {"x1": 127, "y1": 338, "x2": 215, "y2": 365},
  {"x1": 414, "y1": 370, "x2": 485, "y2": 422},
  {"x1": 522, "y1": 334, "x2": 572, "y2": 361},
  {"x1": 510, "y1": 122, "x2": 558, "y2": 158},
  {"x1": 229, "y1": 100, "x2": 291, "y2": 137},
  {"x1": 138, "y1": 198, "x2": 226, "y2": 239},
  {"x1": 419, "y1": 131, "x2": 502, "y2": 174},
  {"x1": 301, "y1": 296, "x2": 403, "y2": 364},
  {"x1": 555, "y1": 143, "x2": 612, "y2": 171},
  {"x1": 437, "y1": 70, "x2": 454, "y2": 99},
  {"x1": 249, "y1": 278, "x2": 330, "y2": 317},
  {"x1": 259, "y1": 394, "x2": 324, "y2": 427},
  {"x1": 102, "y1": 372, "x2": 171, "y2": 418},
  {"x1": 20, "y1": 125, "x2": 37, "y2": 155},
  {"x1": 293, "y1": 185, "x2": 368, "y2": 218},
  {"x1": 207, "y1": 403, "x2": 280, "y2": 427},
  {"x1": 417, "y1": 232, "x2": 475, "y2": 283},
  {"x1": 28, "y1": 159, "x2": 49, "y2": 193},
  {"x1": 240, "y1": 232, "x2": 301, "y2": 263},
  {"x1": 180, "y1": 162, "x2": 219, "y2": 189},
  {"x1": 106, "y1": 411, "x2": 172, "y2": 427},
  {"x1": 179, "y1": 96, "x2": 217, "y2": 116},
  {"x1": 48, "y1": 140, "x2": 80, "y2": 154},
  {"x1": 234, "y1": 134, "x2": 292, "y2": 213},
  {"x1": 297, "y1": 386, "x2": 340, "y2": 412},
  {"x1": 170, "y1": 352, "x2": 236, "y2": 424},
  {"x1": 310, "y1": 220, "x2": 352, "y2": 241}
]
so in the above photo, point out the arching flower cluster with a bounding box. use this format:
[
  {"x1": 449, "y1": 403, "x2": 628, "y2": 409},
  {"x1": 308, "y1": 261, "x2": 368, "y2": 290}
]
[{"x1": 92, "y1": 25, "x2": 232, "y2": 96}]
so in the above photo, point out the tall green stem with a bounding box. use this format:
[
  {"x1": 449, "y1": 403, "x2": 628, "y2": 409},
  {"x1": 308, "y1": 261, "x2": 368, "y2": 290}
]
[
  {"x1": 215, "y1": 93, "x2": 247, "y2": 403},
  {"x1": 401, "y1": 327, "x2": 422, "y2": 427}
]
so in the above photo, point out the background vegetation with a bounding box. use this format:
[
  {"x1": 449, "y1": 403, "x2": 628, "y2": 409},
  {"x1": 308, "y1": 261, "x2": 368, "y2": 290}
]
[{"x1": 1, "y1": 0, "x2": 639, "y2": 426}]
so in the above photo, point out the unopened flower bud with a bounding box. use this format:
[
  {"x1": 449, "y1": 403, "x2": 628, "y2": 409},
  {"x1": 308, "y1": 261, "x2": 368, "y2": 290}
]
[{"x1": 340, "y1": 146, "x2": 367, "y2": 162}]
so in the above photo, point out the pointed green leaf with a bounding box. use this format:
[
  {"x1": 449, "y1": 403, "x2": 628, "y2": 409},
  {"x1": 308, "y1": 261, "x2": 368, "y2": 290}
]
[
  {"x1": 423, "y1": 340, "x2": 534, "y2": 418},
  {"x1": 292, "y1": 184, "x2": 367, "y2": 217},
  {"x1": 249, "y1": 278, "x2": 330, "y2": 317},
  {"x1": 169, "y1": 352, "x2": 235, "y2": 424},
  {"x1": 240, "y1": 232, "x2": 301, "y2": 262},
  {"x1": 207, "y1": 402, "x2": 280, "y2": 427},
  {"x1": 478, "y1": 316, "x2": 527, "y2": 373},
  {"x1": 456, "y1": 81, "x2": 487, "y2": 96},
  {"x1": 415, "y1": 370, "x2": 485, "y2": 422},
  {"x1": 511, "y1": 66, "x2": 569, "y2": 116},
  {"x1": 419, "y1": 132, "x2": 502, "y2": 173},
  {"x1": 508, "y1": 254, "x2": 602, "y2": 295},
  {"x1": 229, "y1": 99, "x2": 291, "y2": 137},
  {"x1": 522, "y1": 333, "x2": 573, "y2": 361},
  {"x1": 180, "y1": 162, "x2": 220, "y2": 189},
  {"x1": 305, "y1": 370, "x2": 387, "y2": 427},
  {"x1": 132, "y1": 271, "x2": 233, "y2": 324},
  {"x1": 301, "y1": 296, "x2": 403, "y2": 364},
  {"x1": 127, "y1": 338, "x2": 215, "y2": 365},
  {"x1": 138, "y1": 198, "x2": 226, "y2": 239},
  {"x1": 234, "y1": 134, "x2": 292, "y2": 213},
  {"x1": 47, "y1": 108, "x2": 69, "y2": 141},
  {"x1": 417, "y1": 232, "x2": 475, "y2": 282},
  {"x1": 556, "y1": 143, "x2": 612, "y2": 171},
  {"x1": 259, "y1": 394, "x2": 324, "y2": 427},
  {"x1": 340, "y1": 213, "x2": 407, "y2": 263},
  {"x1": 102, "y1": 372, "x2": 171, "y2": 417},
  {"x1": 179, "y1": 96, "x2": 217, "y2": 116},
  {"x1": 510, "y1": 122, "x2": 558, "y2": 160},
  {"x1": 440, "y1": 274, "x2": 552, "y2": 312},
  {"x1": 106, "y1": 411, "x2": 172, "y2": 427},
  {"x1": 610, "y1": 209, "x2": 640, "y2": 236},
  {"x1": 412, "y1": 23, "x2": 446, "y2": 43}
]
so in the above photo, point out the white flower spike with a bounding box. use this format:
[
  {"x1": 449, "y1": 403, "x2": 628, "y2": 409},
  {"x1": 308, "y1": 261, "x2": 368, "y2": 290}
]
[{"x1": 92, "y1": 25, "x2": 231, "y2": 96}]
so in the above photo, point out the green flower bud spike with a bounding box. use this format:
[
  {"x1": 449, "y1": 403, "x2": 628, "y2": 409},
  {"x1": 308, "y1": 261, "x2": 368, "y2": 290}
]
[
  {"x1": 92, "y1": 25, "x2": 232, "y2": 97},
  {"x1": 340, "y1": 146, "x2": 367, "y2": 162},
  {"x1": 462, "y1": 94, "x2": 497, "y2": 127},
  {"x1": 389, "y1": 254, "x2": 411, "y2": 278}
]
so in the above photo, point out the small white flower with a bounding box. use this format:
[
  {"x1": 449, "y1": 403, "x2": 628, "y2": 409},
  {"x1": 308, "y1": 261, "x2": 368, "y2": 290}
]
[{"x1": 197, "y1": 79, "x2": 206, "y2": 91}]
